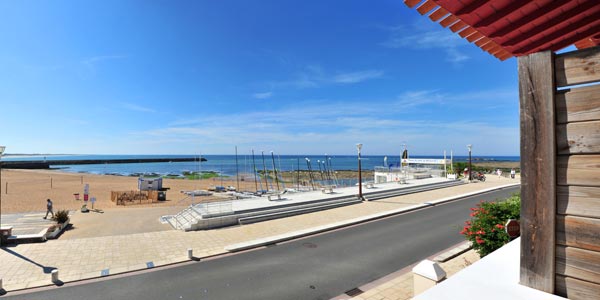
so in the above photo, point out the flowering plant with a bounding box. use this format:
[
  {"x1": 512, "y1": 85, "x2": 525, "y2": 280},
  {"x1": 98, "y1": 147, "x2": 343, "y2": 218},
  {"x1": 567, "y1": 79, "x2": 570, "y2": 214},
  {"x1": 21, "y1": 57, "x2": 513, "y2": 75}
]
[{"x1": 460, "y1": 193, "x2": 520, "y2": 257}]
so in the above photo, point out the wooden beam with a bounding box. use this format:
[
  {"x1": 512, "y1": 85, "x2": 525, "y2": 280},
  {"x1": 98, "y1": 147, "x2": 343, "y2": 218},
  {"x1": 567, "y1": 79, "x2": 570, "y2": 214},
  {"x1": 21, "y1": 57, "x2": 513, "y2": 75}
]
[
  {"x1": 428, "y1": 7, "x2": 448, "y2": 22},
  {"x1": 466, "y1": 32, "x2": 484, "y2": 43},
  {"x1": 518, "y1": 51, "x2": 556, "y2": 293},
  {"x1": 404, "y1": 0, "x2": 421, "y2": 8},
  {"x1": 475, "y1": 36, "x2": 491, "y2": 47},
  {"x1": 556, "y1": 84, "x2": 600, "y2": 124},
  {"x1": 439, "y1": 14, "x2": 458, "y2": 28},
  {"x1": 449, "y1": 20, "x2": 467, "y2": 33},
  {"x1": 458, "y1": 27, "x2": 476, "y2": 38},
  {"x1": 555, "y1": 46, "x2": 600, "y2": 88},
  {"x1": 557, "y1": 121, "x2": 600, "y2": 154},
  {"x1": 416, "y1": 0, "x2": 436, "y2": 15},
  {"x1": 556, "y1": 274, "x2": 600, "y2": 300}
]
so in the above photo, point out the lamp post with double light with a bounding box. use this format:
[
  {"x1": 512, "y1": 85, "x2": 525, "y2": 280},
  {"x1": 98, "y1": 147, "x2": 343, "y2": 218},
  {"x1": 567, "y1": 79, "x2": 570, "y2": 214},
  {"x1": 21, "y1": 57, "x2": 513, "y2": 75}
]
[
  {"x1": 357, "y1": 143, "x2": 363, "y2": 201},
  {"x1": 0, "y1": 146, "x2": 5, "y2": 245},
  {"x1": 467, "y1": 144, "x2": 472, "y2": 181}
]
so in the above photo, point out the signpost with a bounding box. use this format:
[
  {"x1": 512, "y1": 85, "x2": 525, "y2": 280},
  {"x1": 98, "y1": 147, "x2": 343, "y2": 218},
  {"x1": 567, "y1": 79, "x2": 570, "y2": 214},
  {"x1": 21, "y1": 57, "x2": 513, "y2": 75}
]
[
  {"x1": 84, "y1": 184, "x2": 89, "y2": 202},
  {"x1": 90, "y1": 197, "x2": 96, "y2": 210},
  {"x1": 506, "y1": 219, "x2": 520, "y2": 238}
]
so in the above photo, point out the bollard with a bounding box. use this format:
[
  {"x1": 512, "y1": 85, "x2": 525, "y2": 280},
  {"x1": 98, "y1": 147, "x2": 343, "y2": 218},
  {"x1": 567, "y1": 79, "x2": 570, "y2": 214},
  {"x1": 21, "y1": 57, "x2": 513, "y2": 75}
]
[
  {"x1": 188, "y1": 248, "x2": 193, "y2": 260},
  {"x1": 0, "y1": 278, "x2": 3, "y2": 290},
  {"x1": 412, "y1": 260, "x2": 446, "y2": 296},
  {"x1": 51, "y1": 269, "x2": 59, "y2": 283}
]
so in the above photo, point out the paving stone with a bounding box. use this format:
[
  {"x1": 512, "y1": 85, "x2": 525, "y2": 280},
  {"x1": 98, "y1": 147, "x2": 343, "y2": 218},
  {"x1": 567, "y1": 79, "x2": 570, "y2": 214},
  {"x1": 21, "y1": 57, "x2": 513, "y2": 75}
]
[{"x1": 0, "y1": 179, "x2": 512, "y2": 293}]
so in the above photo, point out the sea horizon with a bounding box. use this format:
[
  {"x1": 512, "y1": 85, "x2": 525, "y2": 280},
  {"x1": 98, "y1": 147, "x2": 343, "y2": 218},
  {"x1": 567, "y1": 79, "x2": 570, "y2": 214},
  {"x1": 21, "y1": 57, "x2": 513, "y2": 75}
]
[{"x1": 2, "y1": 154, "x2": 520, "y2": 177}]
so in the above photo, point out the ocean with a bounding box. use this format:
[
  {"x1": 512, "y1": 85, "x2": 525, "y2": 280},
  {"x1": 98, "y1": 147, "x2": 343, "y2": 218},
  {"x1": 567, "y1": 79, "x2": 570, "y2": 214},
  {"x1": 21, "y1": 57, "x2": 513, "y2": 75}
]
[{"x1": 2, "y1": 154, "x2": 520, "y2": 177}]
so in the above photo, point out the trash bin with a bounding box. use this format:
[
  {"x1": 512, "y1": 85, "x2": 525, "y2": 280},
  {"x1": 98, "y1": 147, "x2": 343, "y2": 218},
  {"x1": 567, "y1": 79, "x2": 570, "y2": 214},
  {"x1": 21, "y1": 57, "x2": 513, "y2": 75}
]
[{"x1": 157, "y1": 191, "x2": 166, "y2": 201}]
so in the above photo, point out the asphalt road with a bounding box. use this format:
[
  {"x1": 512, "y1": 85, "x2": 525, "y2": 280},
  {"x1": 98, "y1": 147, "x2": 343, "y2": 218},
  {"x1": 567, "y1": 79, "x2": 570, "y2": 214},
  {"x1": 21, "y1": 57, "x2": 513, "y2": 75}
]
[{"x1": 2, "y1": 186, "x2": 519, "y2": 300}]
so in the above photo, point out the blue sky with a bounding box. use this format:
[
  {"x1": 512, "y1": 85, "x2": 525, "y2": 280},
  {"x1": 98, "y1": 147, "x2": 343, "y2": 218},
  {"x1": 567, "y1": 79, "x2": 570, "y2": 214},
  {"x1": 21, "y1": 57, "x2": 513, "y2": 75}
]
[{"x1": 0, "y1": 0, "x2": 521, "y2": 156}]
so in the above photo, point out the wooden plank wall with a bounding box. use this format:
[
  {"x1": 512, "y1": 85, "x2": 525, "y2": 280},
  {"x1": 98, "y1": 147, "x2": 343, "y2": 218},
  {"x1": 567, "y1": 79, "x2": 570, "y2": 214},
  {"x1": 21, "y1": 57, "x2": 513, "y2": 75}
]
[{"x1": 553, "y1": 46, "x2": 600, "y2": 299}]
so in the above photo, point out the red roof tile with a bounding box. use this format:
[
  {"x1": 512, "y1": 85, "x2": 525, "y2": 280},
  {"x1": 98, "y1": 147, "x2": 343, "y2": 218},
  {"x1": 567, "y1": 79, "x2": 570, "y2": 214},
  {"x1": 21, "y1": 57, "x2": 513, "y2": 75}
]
[{"x1": 404, "y1": 0, "x2": 600, "y2": 60}]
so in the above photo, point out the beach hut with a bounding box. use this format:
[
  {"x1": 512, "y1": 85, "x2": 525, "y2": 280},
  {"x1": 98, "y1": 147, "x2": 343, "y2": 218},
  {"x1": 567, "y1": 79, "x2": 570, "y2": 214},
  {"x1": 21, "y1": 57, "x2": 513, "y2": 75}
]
[{"x1": 404, "y1": 1, "x2": 600, "y2": 298}]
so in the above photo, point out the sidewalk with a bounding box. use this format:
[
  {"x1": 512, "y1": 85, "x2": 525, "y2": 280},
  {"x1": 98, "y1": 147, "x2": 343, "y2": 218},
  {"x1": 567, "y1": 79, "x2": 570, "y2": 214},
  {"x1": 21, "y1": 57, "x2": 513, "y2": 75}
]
[
  {"x1": 0, "y1": 176, "x2": 519, "y2": 292},
  {"x1": 346, "y1": 245, "x2": 480, "y2": 300}
]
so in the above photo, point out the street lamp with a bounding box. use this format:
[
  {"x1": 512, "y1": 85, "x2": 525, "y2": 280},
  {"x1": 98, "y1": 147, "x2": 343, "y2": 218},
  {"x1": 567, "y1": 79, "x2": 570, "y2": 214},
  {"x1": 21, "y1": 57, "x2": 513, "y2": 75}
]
[
  {"x1": 356, "y1": 143, "x2": 363, "y2": 201},
  {"x1": 467, "y1": 144, "x2": 472, "y2": 181},
  {"x1": 0, "y1": 145, "x2": 5, "y2": 245}
]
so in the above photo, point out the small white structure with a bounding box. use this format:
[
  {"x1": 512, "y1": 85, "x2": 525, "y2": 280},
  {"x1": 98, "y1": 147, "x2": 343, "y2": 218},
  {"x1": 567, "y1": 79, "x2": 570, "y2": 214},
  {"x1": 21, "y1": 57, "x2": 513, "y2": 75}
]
[
  {"x1": 138, "y1": 177, "x2": 163, "y2": 191},
  {"x1": 374, "y1": 158, "x2": 451, "y2": 183},
  {"x1": 412, "y1": 259, "x2": 447, "y2": 295}
]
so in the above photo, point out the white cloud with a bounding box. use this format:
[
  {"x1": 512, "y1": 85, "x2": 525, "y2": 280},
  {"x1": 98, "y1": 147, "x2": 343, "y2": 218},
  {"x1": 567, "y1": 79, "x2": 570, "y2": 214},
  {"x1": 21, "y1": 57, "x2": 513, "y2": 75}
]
[
  {"x1": 124, "y1": 87, "x2": 518, "y2": 155},
  {"x1": 269, "y1": 65, "x2": 383, "y2": 89},
  {"x1": 121, "y1": 102, "x2": 156, "y2": 113},
  {"x1": 252, "y1": 92, "x2": 273, "y2": 99},
  {"x1": 82, "y1": 55, "x2": 128, "y2": 66},
  {"x1": 381, "y1": 23, "x2": 470, "y2": 64},
  {"x1": 81, "y1": 55, "x2": 128, "y2": 73},
  {"x1": 333, "y1": 70, "x2": 384, "y2": 84}
]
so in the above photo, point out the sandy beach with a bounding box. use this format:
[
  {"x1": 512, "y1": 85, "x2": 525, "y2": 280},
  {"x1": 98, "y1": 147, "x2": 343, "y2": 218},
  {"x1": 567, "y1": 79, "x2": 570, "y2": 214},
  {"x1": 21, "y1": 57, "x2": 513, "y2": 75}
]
[
  {"x1": 0, "y1": 165, "x2": 514, "y2": 214},
  {"x1": 0, "y1": 169, "x2": 259, "y2": 214}
]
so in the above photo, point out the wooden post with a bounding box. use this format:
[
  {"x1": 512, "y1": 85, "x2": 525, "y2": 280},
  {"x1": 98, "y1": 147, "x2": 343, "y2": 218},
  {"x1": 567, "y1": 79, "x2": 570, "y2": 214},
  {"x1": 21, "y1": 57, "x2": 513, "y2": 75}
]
[{"x1": 518, "y1": 50, "x2": 556, "y2": 293}]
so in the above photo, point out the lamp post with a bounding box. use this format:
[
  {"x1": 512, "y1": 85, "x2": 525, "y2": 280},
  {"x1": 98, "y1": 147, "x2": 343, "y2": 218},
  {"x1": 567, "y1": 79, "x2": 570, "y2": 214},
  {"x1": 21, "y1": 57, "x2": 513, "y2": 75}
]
[
  {"x1": 356, "y1": 143, "x2": 363, "y2": 201},
  {"x1": 0, "y1": 145, "x2": 5, "y2": 244},
  {"x1": 467, "y1": 144, "x2": 472, "y2": 181}
]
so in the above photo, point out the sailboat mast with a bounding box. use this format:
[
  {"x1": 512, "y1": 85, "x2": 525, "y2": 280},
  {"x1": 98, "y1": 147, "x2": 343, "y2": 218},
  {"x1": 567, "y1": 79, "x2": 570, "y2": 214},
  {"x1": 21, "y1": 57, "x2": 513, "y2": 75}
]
[
  {"x1": 261, "y1": 151, "x2": 270, "y2": 191},
  {"x1": 235, "y1": 146, "x2": 239, "y2": 191},
  {"x1": 317, "y1": 160, "x2": 325, "y2": 181},
  {"x1": 252, "y1": 149, "x2": 258, "y2": 193},
  {"x1": 305, "y1": 158, "x2": 315, "y2": 190},
  {"x1": 278, "y1": 154, "x2": 286, "y2": 190},
  {"x1": 270, "y1": 151, "x2": 280, "y2": 192}
]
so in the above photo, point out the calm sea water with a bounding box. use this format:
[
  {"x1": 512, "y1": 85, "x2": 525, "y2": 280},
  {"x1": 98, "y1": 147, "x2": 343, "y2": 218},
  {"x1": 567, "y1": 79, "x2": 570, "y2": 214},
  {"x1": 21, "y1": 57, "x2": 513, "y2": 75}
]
[{"x1": 3, "y1": 154, "x2": 519, "y2": 176}]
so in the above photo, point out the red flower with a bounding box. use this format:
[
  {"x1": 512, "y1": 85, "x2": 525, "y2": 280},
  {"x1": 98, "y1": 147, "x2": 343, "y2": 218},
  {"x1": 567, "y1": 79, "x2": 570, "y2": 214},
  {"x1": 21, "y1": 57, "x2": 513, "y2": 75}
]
[
  {"x1": 476, "y1": 230, "x2": 485, "y2": 235},
  {"x1": 476, "y1": 237, "x2": 485, "y2": 244},
  {"x1": 495, "y1": 224, "x2": 504, "y2": 229},
  {"x1": 465, "y1": 220, "x2": 471, "y2": 225}
]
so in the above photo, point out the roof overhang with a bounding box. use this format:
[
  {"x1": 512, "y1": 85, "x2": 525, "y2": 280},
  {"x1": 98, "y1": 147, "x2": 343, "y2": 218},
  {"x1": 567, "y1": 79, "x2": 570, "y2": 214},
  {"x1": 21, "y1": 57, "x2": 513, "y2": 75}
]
[{"x1": 404, "y1": 0, "x2": 600, "y2": 60}]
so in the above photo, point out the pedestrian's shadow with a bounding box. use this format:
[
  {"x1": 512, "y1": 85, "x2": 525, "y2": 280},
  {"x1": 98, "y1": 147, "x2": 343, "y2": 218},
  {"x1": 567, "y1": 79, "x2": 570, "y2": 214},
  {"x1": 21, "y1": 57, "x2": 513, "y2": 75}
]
[{"x1": 1, "y1": 247, "x2": 57, "y2": 274}]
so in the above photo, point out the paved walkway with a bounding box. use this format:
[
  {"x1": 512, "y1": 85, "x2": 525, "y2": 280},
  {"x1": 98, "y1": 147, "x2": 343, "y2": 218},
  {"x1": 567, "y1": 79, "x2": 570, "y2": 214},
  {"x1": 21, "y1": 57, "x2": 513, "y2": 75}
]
[
  {"x1": 347, "y1": 247, "x2": 480, "y2": 300},
  {"x1": 0, "y1": 213, "x2": 55, "y2": 235},
  {"x1": 0, "y1": 176, "x2": 519, "y2": 293}
]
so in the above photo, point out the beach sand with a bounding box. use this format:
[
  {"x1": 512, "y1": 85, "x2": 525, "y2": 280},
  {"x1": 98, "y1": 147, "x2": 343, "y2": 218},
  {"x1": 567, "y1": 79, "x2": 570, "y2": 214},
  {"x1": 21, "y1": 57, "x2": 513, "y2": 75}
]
[
  {"x1": 0, "y1": 169, "x2": 260, "y2": 214},
  {"x1": 0, "y1": 168, "x2": 370, "y2": 214}
]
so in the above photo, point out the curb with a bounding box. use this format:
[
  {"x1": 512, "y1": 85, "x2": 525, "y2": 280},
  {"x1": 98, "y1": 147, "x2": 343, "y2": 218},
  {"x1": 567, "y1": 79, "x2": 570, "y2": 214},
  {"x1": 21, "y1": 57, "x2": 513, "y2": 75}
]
[
  {"x1": 225, "y1": 183, "x2": 520, "y2": 252},
  {"x1": 433, "y1": 242, "x2": 472, "y2": 263}
]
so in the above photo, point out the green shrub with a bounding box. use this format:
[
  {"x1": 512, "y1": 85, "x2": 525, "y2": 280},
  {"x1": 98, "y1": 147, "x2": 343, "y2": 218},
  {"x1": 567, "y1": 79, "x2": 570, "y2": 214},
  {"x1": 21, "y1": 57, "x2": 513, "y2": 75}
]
[
  {"x1": 460, "y1": 193, "x2": 520, "y2": 257},
  {"x1": 53, "y1": 209, "x2": 70, "y2": 224}
]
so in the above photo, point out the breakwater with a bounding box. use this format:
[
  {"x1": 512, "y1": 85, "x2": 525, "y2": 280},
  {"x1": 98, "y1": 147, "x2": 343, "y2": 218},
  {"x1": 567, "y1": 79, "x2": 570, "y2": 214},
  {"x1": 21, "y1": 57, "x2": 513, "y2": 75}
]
[{"x1": 1, "y1": 157, "x2": 205, "y2": 169}]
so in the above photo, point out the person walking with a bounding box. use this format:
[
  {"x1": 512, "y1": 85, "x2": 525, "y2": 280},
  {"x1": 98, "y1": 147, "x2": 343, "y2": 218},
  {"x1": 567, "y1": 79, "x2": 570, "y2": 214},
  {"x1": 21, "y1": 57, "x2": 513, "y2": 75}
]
[
  {"x1": 511, "y1": 168, "x2": 516, "y2": 179},
  {"x1": 44, "y1": 198, "x2": 54, "y2": 219}
]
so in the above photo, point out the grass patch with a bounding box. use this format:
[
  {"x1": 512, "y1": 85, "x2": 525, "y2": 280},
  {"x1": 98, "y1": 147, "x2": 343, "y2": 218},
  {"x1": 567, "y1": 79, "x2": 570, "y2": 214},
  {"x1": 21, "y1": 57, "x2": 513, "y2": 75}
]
[{"x1": 182, "y1": 171, "x2": 222, "y2": 180}]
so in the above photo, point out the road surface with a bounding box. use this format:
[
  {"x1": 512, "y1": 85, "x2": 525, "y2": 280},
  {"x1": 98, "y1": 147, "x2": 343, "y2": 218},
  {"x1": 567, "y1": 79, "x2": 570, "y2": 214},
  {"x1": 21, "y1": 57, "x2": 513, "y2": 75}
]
[{"x1": 3, "y1": 186, "x2": 519, "y2": 300}]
